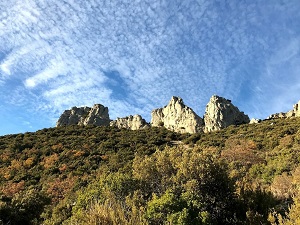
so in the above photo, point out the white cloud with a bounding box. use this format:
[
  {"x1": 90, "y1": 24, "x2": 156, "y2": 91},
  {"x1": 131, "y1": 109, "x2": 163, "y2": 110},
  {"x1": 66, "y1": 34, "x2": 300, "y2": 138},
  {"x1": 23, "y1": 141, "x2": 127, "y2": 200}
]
[
  {"x1": 248, "y1": 36, "x2": 300, "y2": 119},
  {"x1": 0, "y1": 62, "x2": 11, "y2": 75},
  {"x1": 24, "y1": 60, "x2": 66, "y2": 88},
  {"x1": 269, "y1": 38, "x2": 300, "y2": 67},
  {"x1": 0, "y1": 0, "x2": 300, "y2": 131}
]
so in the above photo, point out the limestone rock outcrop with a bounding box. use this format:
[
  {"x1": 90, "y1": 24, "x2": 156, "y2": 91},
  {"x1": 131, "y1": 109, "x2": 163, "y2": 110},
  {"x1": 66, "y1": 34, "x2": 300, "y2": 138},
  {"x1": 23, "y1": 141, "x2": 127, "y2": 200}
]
[
  {"x1": 268, "y1": 100, "x2": 300, "y2": 119},
  {"x1": 56, "y1": 104, "x2": 111, "y2": 127},
  {"x1": 204, "y1": 95, "x2": 250, "y2": 132},
  {"x1": 110, "y1": 115, "x2": 150, "y2": 130},
  {"x1": 151, "y1": 96, "x2": 204, "y2": 134},
  {"x1": 56, "y1": 94, "x2": 274, "y2": 133},
  {"x1": 250, "y1": 118, "x2": 261, "y2": 124},
  {"x1": 267, "y1": 112, "x2": 287, "y2": 120}
]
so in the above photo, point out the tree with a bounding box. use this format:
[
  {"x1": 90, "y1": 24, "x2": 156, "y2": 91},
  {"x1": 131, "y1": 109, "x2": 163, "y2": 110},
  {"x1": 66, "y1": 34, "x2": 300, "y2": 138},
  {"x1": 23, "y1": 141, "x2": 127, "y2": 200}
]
[
  {"x1": 133, "y1": 146, "x2": 241, "y2": 224},
  {"x1": 0, "y1": 187, "x2": 50, "y2": 225}
]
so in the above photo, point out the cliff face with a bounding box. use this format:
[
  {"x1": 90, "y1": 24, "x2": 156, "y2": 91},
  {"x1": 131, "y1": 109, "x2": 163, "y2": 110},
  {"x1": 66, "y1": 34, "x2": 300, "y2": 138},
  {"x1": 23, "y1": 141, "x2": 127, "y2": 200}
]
[
  {"x1": 56, "y1": 104, "x2": 111, "y2": 127},
  {"x1": 110, "y1": 115, "x2": 150, "y2": 130},
  {"x1": 268, "y1": 100, "x2": 300, "y2": 119},
  {"x1": 151, "y1": 96, "x2": 204, "y2": 134},
  {"x1": 203, "y1": 95, "x2": 250, "y2": 133},
  {"x1": 55, "y1": 95, "x2": 264, "y2": 133}
]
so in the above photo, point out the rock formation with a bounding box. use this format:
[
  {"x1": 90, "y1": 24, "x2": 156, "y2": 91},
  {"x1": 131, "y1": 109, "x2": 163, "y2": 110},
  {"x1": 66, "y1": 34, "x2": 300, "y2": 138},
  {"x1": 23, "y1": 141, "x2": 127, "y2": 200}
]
[
  {"x1": 293, "y1": 101, "x2": 300, "y2": 117},
  {"x1": 268, "y1": 100, "x2": 300, "y2": 119},
  {"x1": 56, "y1": 104, "x2": 111, "y2": 127},
  {"x1": 204, "y1": 95, "x2": 250, "y2": 132},
  {"x1": 56, "y1": 94, "x2": 273, "y2": 133},
  {"x1": 151, "y1": 96, "x2": 204, "y2": 134},
  {"x1": 110, "y1": 115, "x2": 150, "y2": 130},
  {"x1": 267, "y1": 112, "x2": 287, "y2": 120},
  {"x1": 250, "y1": 118, "x2": 261, "y2": 124}
]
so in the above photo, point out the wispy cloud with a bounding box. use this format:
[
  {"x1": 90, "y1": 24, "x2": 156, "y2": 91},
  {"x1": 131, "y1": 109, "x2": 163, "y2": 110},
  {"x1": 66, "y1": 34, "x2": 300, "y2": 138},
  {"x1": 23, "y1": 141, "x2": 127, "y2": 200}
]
[
  {"x1": 24, "y1": 60, "x2": 66, "y2": 88},
  {"x1": 253, "y1": 37, "x2": 300, "y2": 117},
  {"x1": 0, "y1": 0, "x2": 300, "y2": 134}
]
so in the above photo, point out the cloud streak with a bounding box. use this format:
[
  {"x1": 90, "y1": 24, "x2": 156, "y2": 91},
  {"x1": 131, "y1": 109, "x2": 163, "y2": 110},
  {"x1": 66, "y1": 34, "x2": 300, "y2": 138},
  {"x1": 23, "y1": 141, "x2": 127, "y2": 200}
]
[{"x1": 0, "y1": 0, "x2": 300, "y2": 134}]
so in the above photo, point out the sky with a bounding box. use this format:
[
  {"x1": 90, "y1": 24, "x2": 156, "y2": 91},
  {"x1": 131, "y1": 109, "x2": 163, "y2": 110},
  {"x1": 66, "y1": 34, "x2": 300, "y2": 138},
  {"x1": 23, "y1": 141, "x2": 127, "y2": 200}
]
[{"x1": 0, "y1": 0, "x2": 300, "y2": 135}]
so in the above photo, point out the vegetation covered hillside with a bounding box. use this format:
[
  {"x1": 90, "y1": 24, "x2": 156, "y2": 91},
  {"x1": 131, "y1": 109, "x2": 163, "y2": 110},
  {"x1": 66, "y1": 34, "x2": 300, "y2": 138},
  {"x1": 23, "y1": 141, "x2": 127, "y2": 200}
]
[{"x1": 1, "y1": 118, "x2": 300, "y2": 224}]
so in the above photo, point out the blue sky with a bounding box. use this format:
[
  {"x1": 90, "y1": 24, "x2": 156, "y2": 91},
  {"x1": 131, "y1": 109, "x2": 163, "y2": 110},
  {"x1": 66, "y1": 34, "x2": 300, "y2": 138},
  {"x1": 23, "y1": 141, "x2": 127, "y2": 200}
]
[{"x1": 0, "y1": 0, "x2": 300, "y2": 135}]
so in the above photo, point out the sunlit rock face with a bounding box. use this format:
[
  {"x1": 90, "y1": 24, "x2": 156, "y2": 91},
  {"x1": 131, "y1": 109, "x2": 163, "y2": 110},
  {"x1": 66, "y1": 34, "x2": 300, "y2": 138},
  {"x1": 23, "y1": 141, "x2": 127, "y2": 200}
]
[
  {"x1": 110, "y1": 115, "x2": 150, "y2": 130},
  {"x1": 151, "y1": 96, "x2": 204, "y2": 134},
  {"x1": 56, "y1": 104, "x2": 111, "y2": 127},
  {"x1": 268, "y1": 100, "x2": 300, "y2": 119},
  {"x1": 56, "y1": 94, "x2": 257, "y2": 133},
  {"x1": 204, "y1": 95, "x2": 250, "y2": 133},
  {"x1": 295, "y1": 101, "x2": 300, "y2": 117},
  {"x1": 250, "y1": 118, "x2": 261, "y2": 124}
]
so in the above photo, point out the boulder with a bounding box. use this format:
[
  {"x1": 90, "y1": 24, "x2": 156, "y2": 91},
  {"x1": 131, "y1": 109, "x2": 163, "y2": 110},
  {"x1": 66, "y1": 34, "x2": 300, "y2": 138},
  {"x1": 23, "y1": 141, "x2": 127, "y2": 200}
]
[
  {"x1": 250, "y1": 118, "x2": 261, "y2": 124},
  {"x1": 110, "y1": 115, "x2": 150, "y2": 130},
  {"x1": 151, "y1": 96, "x2": 204, "y2": 134},
  {"x1": 56, "y1": 104, "x2": 111, "y2": 127},
  {"x1": 204, "y1": 95, "x2": 250, "y2": 132}
]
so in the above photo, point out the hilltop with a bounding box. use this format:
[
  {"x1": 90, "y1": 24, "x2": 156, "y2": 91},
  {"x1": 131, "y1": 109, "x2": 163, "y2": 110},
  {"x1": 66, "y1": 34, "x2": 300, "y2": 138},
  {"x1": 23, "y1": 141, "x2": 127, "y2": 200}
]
[
  {"x1": 57, "y1": 95, "x2": 251, "y2": 134},
  {"x1": 1, "y1": 114, "x2": 300, "y2": 224},
  {"x1": 56, "y1": 95, "x2": 300, "y2": 136}
]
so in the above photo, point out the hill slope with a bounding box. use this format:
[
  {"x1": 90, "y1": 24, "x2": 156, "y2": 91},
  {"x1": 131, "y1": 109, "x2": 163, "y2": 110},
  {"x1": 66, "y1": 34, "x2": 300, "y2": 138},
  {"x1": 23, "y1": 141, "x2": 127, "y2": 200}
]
[{"x1": 1, "y1": 118, "x2": 300, "y2": 224}]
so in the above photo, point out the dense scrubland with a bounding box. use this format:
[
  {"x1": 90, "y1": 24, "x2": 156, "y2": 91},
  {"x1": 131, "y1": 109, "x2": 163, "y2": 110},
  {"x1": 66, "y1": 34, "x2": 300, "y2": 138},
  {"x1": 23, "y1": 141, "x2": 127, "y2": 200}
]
[{"x1": 1, "y1": 118, "x2": 300, "y2": 224}]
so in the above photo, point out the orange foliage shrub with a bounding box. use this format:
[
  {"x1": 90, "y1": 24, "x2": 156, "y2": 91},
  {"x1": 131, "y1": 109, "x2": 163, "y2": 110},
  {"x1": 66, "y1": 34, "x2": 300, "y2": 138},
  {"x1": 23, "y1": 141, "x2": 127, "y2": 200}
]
[
  {"x1": 0, "y1": 167, "x2": 11, "y2": 180},
  {"x1": 10, "y1": 159, "x2": 22, "y2": 170},
  {"x1": 46, "y1": 176, "x2": 77, "y2": 203},
  {"x1": 59, "y1": 164, "x2": 67, "y2": 172},
  {"x1": 83, "y1": 143, "x2": 90, "y2": 149},
  {"x1": 73, "y1": 150, "x2": 85, "y2": 157},
  {"x1": 42, "y1": 153, "x2": 59, "y2": 169},
  {"x1": 100, "y1": 155, "x2": 109, "y2": 161},
  {"x1": 0, "y1": 180, "x2": 25, "y2": 196},
  {"x1": 0, "y1": 152, "x2": 11, "y2": 162},
  {"x1": 51, "y1": 143, "x2": 64, "y2": 152},
  {"x1": 221, "y1": 138, "x2": 263, "y2": 166},
  {"x1": 24, "y1": 157, "x2": 35, "y2": 168}
]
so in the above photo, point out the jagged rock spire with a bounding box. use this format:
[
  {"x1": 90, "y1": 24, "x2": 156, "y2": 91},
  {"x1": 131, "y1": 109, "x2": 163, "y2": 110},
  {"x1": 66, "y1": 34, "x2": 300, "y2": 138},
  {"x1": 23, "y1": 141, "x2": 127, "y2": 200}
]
[
  {"x1": 56, "y1": 104, "x2": 111, "y2": 127},
  {"x1": 203, "y1": 95, "x2": 250, "y2": 132},
  {"x1": 56, "y1": 95, "x2": 254, "y2": 133},
  {"x1": 151, "y1": 96, "x2": 204, "y2": 134}
]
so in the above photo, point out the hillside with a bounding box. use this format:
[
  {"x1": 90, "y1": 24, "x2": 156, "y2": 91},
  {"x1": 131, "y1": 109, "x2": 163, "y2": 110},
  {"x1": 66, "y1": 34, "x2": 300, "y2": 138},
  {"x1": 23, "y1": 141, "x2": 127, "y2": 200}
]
[{"x1": 1, "y1": 118, "x2": 300, "y2": 224}]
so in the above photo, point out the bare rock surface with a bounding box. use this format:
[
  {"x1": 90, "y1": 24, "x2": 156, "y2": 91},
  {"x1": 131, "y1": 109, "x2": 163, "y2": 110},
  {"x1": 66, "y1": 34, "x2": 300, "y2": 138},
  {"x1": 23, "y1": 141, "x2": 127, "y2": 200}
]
[
  {"x1": 56, "y1": 104, "x2": 111, "y2": 127},
  {"x1": 110, "y1": 115, "x2": 150, "y2": 130},
  {"x1": 204, "y1": 95, "x2": 250, "y2": 132},
  {"x1": 268, "y1": 100, "x2": 300, "y2": 119},
  {"x1": 57, "y1": 94, "x2": 298, "y2": 133},
  {"x1": 250, "y1": 118, "x2": 261, "y2": 124},
  {"x1": 151, "y1": 96, "x2": 204, "y2": 134}
]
